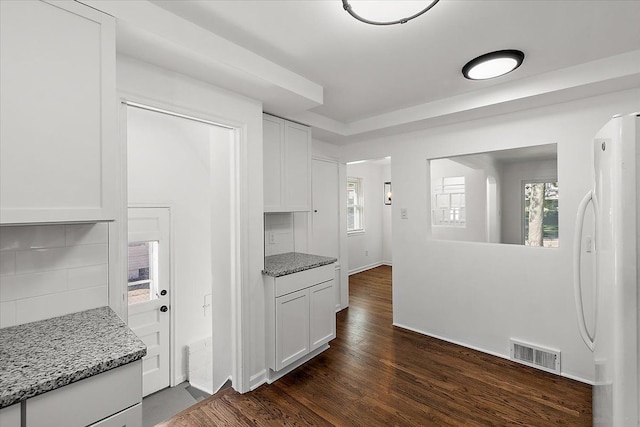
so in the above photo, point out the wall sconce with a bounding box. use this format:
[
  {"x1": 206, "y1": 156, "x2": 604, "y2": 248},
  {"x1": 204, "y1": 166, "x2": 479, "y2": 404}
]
[{"x1": 384, "y1": 182, "x2": 392, "y2": 205}]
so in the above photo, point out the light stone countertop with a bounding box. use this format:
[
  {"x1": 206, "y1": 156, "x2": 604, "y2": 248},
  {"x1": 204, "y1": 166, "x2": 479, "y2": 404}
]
[
  {"x1": 263, "y1": 252, "x2": 337, "y2": 277},
  {"x1": 0, "y1": 306, "x2": 146, "y2": 409}
]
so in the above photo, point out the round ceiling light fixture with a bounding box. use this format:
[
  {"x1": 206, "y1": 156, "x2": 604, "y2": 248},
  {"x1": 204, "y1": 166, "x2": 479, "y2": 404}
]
[
  {"x1": 342, "y1": 0, "x2": 440, "y2": 26},
  {"x1": 462, "y1": 50, "x2": 525, "y2": 80}
]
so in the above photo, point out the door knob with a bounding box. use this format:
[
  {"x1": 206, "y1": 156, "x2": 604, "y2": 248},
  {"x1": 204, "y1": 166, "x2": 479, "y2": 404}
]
[
  {"x1": 160, "y1": 290, "x2": 167, "y2": 296},
  {"x1": 160, "y1": 305, "x2": 168, "y2": 312}
]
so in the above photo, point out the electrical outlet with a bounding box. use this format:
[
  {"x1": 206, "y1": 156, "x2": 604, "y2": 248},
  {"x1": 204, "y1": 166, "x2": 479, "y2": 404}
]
[
  {"x1": 365, "y1": 250, "x2": 369, "y2": 256},
  {"x1": 401, "y1": 208, "x2": 408, "y2": 219},
  {"x1": 269, "y1": 232, "x2": 276, "y2": 244}
]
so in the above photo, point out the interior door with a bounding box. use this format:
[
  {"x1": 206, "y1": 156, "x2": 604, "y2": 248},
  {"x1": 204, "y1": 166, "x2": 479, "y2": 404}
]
[
  {"x1": 127, "y1": 207, "x2": 171, "y2": 397},
  {"x1": 311, "y1": 159, "x2": 340, "y2": 307}
]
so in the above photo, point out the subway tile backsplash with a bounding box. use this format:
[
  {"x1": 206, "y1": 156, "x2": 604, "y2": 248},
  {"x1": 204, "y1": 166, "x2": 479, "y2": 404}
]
[{"x1": 0, "y1": 223, "x2": 109, "y2": 328}]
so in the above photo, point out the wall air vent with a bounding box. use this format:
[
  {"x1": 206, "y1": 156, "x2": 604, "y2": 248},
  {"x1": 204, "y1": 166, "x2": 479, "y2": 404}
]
[{"x1": 510, "y1": 339, "x2": 561, "y2": 375}]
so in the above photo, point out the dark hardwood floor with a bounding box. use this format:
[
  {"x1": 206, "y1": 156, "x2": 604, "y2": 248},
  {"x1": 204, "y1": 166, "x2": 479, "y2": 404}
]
[{"x1": 158, "y1": 265, "x2": 592, "y2": 426}]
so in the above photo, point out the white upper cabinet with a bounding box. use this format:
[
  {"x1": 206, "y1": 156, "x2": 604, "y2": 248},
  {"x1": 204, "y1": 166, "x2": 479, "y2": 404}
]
[
  {"x1": 0, "y1": 0, "x2": 117, "y2": 225},
  {"x1": 263, "y1": 114, "x2": 311, "y2": 212}
]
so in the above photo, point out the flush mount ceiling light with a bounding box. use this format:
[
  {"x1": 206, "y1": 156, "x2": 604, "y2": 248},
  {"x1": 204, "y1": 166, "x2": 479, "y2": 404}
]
[
  {"x1": 342, "y1": 0, "x2": 440, "y2": 26},
  {"x1": 462, "y1": 50, "x2": 525, "y2": 80}
]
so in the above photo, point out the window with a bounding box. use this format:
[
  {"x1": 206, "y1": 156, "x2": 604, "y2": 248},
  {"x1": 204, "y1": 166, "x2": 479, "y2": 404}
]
[
  {"x1": 347, "y1": 177, "x2": 364, "y2": 232},
  {"x1": 523, "y1": 181, "x2": 558, "y2": 247},
  {"x1": 127, "y1": 241, "x2": 159, "y2": 305},
  {"x1": 432, "y1": 176, "x2": 465, "y2": 227}
]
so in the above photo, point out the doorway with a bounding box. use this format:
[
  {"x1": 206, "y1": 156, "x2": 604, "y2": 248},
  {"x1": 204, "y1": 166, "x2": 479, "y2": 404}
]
[
  {"x1": 125, "y1": 103, "x2": 235, "y2": 396},
  {"x1": 346, "y1": 157, "x2": 393, "y2": 275}
]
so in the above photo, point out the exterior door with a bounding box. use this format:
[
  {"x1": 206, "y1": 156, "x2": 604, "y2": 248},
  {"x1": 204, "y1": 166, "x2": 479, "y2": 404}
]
[{"x1": 127, "y1": 207, "x2": 171, "y2": 396}]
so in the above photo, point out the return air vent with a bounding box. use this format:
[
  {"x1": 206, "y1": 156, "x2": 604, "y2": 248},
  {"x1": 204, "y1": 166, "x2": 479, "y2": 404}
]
[{"x1": 510, "y1": 339, "x2": 561, "y2": 374}]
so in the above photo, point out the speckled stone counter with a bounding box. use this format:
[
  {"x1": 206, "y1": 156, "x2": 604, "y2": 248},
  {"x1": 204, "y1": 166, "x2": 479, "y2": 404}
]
[
  {"x1": 263, "y1": 252, "x2": 337, "y2": 277},
  {"x1": 0, "y1": 306, "x2": 146, "y2": 409}
]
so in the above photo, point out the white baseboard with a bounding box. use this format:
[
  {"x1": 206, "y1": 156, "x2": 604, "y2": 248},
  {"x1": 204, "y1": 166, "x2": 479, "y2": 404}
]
[
  {"x1": 348, "y1": 262, "x2": 384, "y2": 276},
  {"x1": 392, "y1": 322, "x2": 593, "y2": 385},
  {"x1": 381, "y1": 260, "x2": 392, "y2": 266},
  {"x1": 249, "y1": 370, "x2": 267, "y2": 391}
]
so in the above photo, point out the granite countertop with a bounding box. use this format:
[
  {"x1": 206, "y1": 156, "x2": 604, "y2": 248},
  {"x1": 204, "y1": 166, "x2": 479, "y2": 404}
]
[
  {"x1": 263, "y1": 252, "x2": 337, "y2": 277},
  {"x1": 0, "y1": 306, "x2": 146, "y2": 409}
]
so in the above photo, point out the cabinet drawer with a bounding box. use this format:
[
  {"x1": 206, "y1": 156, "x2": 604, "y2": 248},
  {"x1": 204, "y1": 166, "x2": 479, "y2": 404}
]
[
  {"x1": 26, "y1": 361, "x2": 142, "y2": 427},
  {"x1": 89, "y1": 403, "x2": 141, "y2": 427},
  {"x1": 275, "y1": 264, "x2": 334, "y2": 297}
]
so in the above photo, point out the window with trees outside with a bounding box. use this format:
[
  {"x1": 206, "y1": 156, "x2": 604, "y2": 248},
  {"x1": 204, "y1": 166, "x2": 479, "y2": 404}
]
[
  {"x1": 347, "y1": 177, "x2": 364, "y2": 233},
  {"x1": 523, "y1": 181, "x2": 558, "y2": 247}
]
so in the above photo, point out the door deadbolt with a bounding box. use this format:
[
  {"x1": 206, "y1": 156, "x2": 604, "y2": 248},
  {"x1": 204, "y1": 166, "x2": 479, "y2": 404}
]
[{"x1": 160, "y1": 290, "x2": 167, "y2": 296}]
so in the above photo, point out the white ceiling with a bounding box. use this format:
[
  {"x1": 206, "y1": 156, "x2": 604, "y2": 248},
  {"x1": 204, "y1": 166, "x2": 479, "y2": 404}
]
[{"x1": 104, "y1": 0, "x2": 640, "y2": 144}]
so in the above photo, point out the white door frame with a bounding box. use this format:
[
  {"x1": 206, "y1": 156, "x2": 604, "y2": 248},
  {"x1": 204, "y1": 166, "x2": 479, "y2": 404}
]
[{"x1": 112, "y1": 92, "x2": 250, "y2": 393}]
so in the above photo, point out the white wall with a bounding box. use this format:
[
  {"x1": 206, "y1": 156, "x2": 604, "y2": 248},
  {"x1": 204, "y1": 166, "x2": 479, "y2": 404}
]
[
  {"x1": 339, "y1": 88, "x2": 640, "y2": 383},
  {"x1": 0, "y1": 223, "x2": 109, "y2": 327},
  {"x1": 117, "y1": 54, "x2": 264, "y2": 392},
  {"x1": 264, "y1": 213, "x2": 309, "y2": 257},
  {"x1": 347, "y1": 161, "x2": 384, "y2": 274}
]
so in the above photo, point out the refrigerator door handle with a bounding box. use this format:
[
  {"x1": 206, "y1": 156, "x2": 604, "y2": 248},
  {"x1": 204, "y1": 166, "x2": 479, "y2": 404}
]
[{"x1": 573, "y1": 190, "x2": 595, "y2": 352}]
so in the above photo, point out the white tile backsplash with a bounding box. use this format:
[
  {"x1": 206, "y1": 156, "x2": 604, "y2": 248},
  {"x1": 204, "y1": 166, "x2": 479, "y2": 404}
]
[
  {"x1": 67, "y1": 264, "x2": 109, "y2": 290},
  {"x1": 0, "y1": 252, "x2": 16, "y2": 276},
  {"x1": 0, "y1": 225, "x2": 66, "y2": 251},
  {"x1": 0, "y1": 223, "x2": 109, "y2": 328},
  {"x1": 14, "y1": 243, "x2": 108, "y2": 274},
  {"x1": 0, "y1": 301, "x2": 17, "y2": 328},
  {"x1": 15, "y1": 286, "x2": 107, "y2": 325},
  {"x1": 0, "y1": 270, "x2": 68, "y2": 302},
  {"x1": 65, "y1": 223, "x2": 108, "y2": 246}
]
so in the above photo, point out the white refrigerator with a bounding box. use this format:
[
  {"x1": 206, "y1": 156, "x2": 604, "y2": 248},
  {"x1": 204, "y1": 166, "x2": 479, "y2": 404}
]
[{"x1": 574, "y1": 113, "x2": 639, "y2": 426}]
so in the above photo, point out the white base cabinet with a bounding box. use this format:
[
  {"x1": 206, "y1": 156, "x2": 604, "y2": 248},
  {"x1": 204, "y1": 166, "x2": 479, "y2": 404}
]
[
  {"x1": 0, "y1": 403, "x2": 21, "y2": 427},
  {"x1": 0, "y1": 0, "x2": 117, "y2": 225},
  {"x1": 3, "y1": 361, "x2": 143, "y2": 427},
  {"x1": 266, "y1": 264, "x2": 336, "y2": 373}
]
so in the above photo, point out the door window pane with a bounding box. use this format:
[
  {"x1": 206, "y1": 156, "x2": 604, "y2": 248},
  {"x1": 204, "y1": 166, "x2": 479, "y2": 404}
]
[{"x1": 128, "y1": 241, "x2": 159, "y2": 305}]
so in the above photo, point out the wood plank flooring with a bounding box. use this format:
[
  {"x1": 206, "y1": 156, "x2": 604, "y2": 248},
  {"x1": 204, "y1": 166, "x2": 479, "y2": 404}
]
[{"x1": 158, "y1": 265, "x2": 592, "y2": 426}]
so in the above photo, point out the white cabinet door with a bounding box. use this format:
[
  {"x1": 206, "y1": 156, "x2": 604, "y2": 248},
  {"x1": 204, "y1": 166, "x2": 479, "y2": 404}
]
[
  {"x1": 284, "y1": 121, "x2": 311, "y2": 211},
  {"x1": 0, "y1": 0, "x2": 116, "y2": 224},
  {"x1": 275, "y1": 289, "x2": 310, "y2": 371},
  {"x1": 311, "y1": 159, "x2": 341, "y2": 309},
  {"x1": 309, "y1": 280, "x2": 336, "y2": 351},
  {"x1": 0, "y1": 403, "x2": 21, "y2": 427},
  {"x1": 263, "y1": 114, "x2": 311, "y2": 212},
  {"x1": 263, "y1": 115, "x2": 284, "y2": 211}
]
